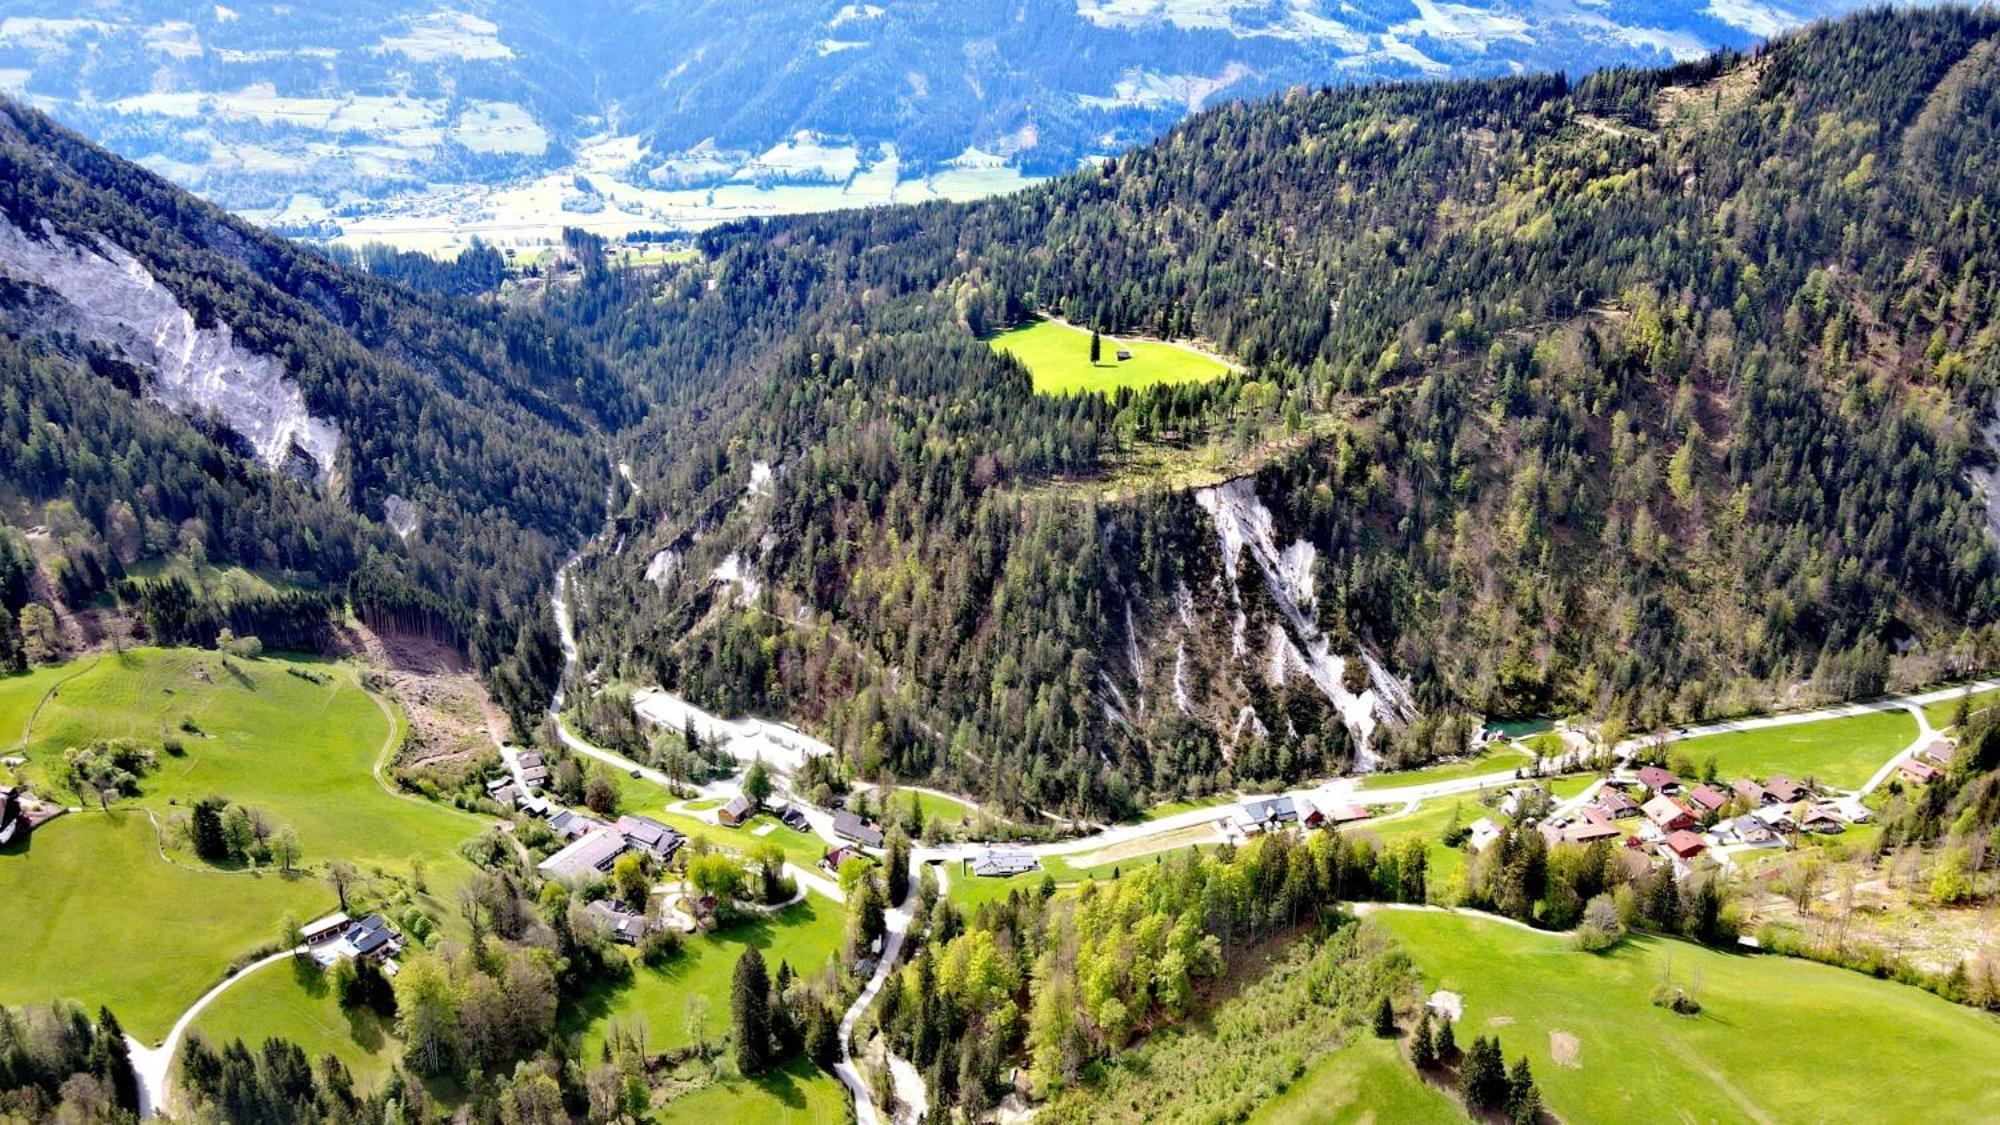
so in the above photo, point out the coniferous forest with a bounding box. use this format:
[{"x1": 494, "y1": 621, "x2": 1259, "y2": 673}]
[{"x1": 5, "y1": 10, "x2": 2000, "y2": 816}]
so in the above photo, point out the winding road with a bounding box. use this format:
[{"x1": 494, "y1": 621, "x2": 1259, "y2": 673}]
[{"x1": 126, "y1": 949, "x2": 296, "y2": 1118}]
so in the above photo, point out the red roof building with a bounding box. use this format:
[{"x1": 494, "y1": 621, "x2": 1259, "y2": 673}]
[
  {"x1": 1637, "y1": 766, "x2": 1681, "y2": 793},
  {"x1": 1687, "y1": 784, "x2": 1728, "y2": 814},
  {"x1": 1664, "y1": 830, "x2": 1706, "y2": 860},
  {"x1": 1643, "y1": 794, "x2": 1696, "y2": 832}
]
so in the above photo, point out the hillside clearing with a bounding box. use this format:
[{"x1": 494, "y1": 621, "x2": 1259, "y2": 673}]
[
  {"x1": 988, "y1": 318, "x2": 1230, "y2": 396},
  {"x1": 1664, "y1": 708, "x2": 1915, "y2": 789}
]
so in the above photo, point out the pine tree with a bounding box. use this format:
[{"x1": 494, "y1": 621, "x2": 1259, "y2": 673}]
[
  {"x1": 731, "y1": 947, "x2": 772, "y2": 1076},
  {"x1": 1436, "y1": 1015, "x2": 1457, "y2": 1061},
  {"x1": 1411, "y1": 1009, "x2": 1436, "y2": 1069},
  {"x1": 1460, "y1": 1036, "x2": 1508, "y2": 1111},
  {"x1": 1506, "y1": 1054, "x2": 1539, "y2": 1122},
  {"x1": 1090, "y1": 329, "x2": 1102, "y2": 364},
  {"x1": 885, "y1": 828, "x2": 911, "y2": 905},
  {"x1": 1373, "y1": 994, "x2": 1396, "y2": 1037},
  {"x1": 95, "y1": 1007, "x2": 139, "y2": 1114}
]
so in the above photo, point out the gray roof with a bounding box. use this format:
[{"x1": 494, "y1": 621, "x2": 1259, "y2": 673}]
[
  {"x1": 833, "y1": 809, "x2": 883, "y2": 847},
  {"x1": 539, "y1": 828, "x2": 630, "y2": 879},
  {"x1": 1243, "y1": 796, "x2": 1297, "y2": 823}
]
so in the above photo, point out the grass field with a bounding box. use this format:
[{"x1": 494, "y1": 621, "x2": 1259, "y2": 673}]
[
  {"x1": 988, "y1": 319, "x2": 1230, "y2": 396},
  {"x1": 1373, "y1": 909, "x2": 2000, "y2": 1123},
  {"x1": 1359, "y1": 742, "x2": 1530, "y2": 791},
  {"x1": 0, "y1": 661, "x2": 80, "y2": 750},
  {"x1": 1136, "y1": 792, "x2": 1234, "y2": 821},
  {"x1": 1251, "y1": 1034, "x2": 1458, "y2": 1124},
  {"x1": 0, "y1": 813, "x2": 328, "y2": 1041},
  {"x1": 22, "y1": 648, "x2": 489, "y2": 884},
  {"x1": 656, "y1": 1055, "x2": 850, "y2": 1124},
  {"x1": 1667, "y1": 708, "x2": 1915, "y2": 789},
  {"x1": 1351, "y1": 797, "x2": 1478, "y2": 894},
  {"x1": 876, "y1": 786, "x2": 977, "y2": 829},
  {"x1": 2, "y1": 648, "x2": 497, "y2": 1040},
  {"x1": 1922, "y1": 687, "x2": 2000, "y2": 732},
  {"x1": 659, "y1": 810, "x2": 830, "y2": 874},
  {"x1": 566, "y1": 896, "x2": 846, "y2": 1058},
  {"x1": 187, "y1": 958, "x2": 401, "y2": 1089}
]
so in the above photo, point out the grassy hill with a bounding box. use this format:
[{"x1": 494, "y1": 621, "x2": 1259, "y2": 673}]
[
  {"x1": 1367, "y1": 908, "x2": 2000, "y2": 1123},
  {"x1": 0, "y1": 648, "x2": 493, "y2": 1044}
]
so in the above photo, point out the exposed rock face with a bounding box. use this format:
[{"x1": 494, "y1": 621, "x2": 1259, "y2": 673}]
[{"x1": 0, "y1": 215, "x2": 340, "y2": 482}]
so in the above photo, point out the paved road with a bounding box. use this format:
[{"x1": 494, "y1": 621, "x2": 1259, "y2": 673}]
[
  {"x1": 834, "y1": 853, "x2": 918, "y2": 1125},
  {"x1": 126, "y1": 948, "x2": 296, "y2": 1118}
]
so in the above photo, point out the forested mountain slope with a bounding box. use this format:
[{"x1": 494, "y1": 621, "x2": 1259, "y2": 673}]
[
  {"x1": 558, "y1": 8, "x2": 2000, "y2": 818},
  {"x1": 0, "y1": 102, "x2": 635, "y2": 728}
]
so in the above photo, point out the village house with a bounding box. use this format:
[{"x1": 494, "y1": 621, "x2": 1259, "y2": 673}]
[
  {"x1": 1295, "y1": 795, "x2": 1325, "y2": 828},
  {"x1": 1919, "y1": 739, "x2": 1956, "y2": 768},
  {"x1": 1561, "y1": 807, "x2": 1624, "y2": 845},
  {"x1": 615, "y1": 814, "x2": 684, "y2": 862},
  {"x1": 968, "y1": 849, "x2": 1039, "y2": 878},
  {"x1": 1764, "y1": 776, "x2": 1809, "y2": 803},
  {"x1": 1898, "y1": 758, "x2": 1942, "y2": 785},
  {"x1": 774, "y1": 802, "x2": 811, "y2": 832},
  {"x1": 1595, "y1": 788, "x2": 1641, "y2": 819},
  {"x1": 1732, "y1": 778, "x2": 1773, "y2": 806},
  {"x1": 549, "y1": 809, "x2": 604, "y2": 841},
  {"x1": 821, "y1": 844, "x2": 864, "y2": 874},
  {"x1": 584, "y1": 899, "x2": 651, "y2": 945},
  {"x1": 1466, "y1": 817, "x2": 1504, "y2": 852},
  {"x1": 1687, "y1": 784, "x2": 1729, "y2": 817},
  {"x1": 1716, "y1": 815, "x2": 1784, "y2": 849},
  {"x1": 1664, "y1": 829, "x2": 1706, "y2": 859},
  {"x1": 518, "y1": 751, "x2": 550, "y2": 789},
  {"x1": 833, "y1": 809, "x2": 884, "y2": 848},
  {"x1": 1827, "y1": 795, "x2": 1873, "y2": 824},
  {"x1": 517, "y1": 794, "x2": 552, "y2": 818},
  {"x1": 1637, "y1": 766, "x2": 1682, "y2": 794},
  {"x1": 1643, "y1": 794, "x2": 1696, "y2": 833},
  {"x1": 1751, "y1": 804, "x2": 1797, "y2": 832},
  {"x1": 718, "y1": 793, "x2": 756, "y2": 827},
  {"x1": 1324, "y1": 802, "x2": 1372, "y2": 825},
  {"x1": 1799, "y1": 805, "x2": 1845, "y2": 834}
]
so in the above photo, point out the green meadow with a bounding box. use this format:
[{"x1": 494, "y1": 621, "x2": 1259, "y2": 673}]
[
  {"x1": 565, "y1": 896, "x2": 846, "y2": 1060},
  {"x1": 1667, "y1": 708, "x2": 1915, "y2": 789},
  {"x1": 1359, "y1": 741, "x2": 1530, "y2": 791},
  {"x1": 1371, "y1": 909, "x2": 2000, "y2": 1123},
  {"x1": 0, "y1": 648, "x2": 495, "y2": 1040},
  {"x1": 1251, "y1": 1034, "x2": 1457, "y2": 1125},
  {"x1": 989, "y1": 319, "x2": 1230, "y2": 396},
  {"x1": 187, "y1": 959, "x2": 402, "y2": 1088},
  {"x1": 0, "y1": 813, "x2": 328, "y2": 1041}
]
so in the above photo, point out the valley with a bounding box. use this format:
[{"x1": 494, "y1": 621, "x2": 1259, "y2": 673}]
[{"x1": 3, "y1": 6, "x2": 2000, "y2": 1123}]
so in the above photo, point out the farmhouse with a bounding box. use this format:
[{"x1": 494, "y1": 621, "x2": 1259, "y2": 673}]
[
  {"x1": 969, "y1": 850, "x2": 1039, "y2": 878},
  {"x1": 298, "y1": 911, "x2": 351, "y2": 945},
  {"x1": 718, "y1": 793, "x2": 756, "y2": 827},
  {"x1": 774, "y1": 803, "x2": 811, "y2": 832},
  {"x1": 538, "y1": 827, "x2": 630, "y2": 880},
  {"x1": 1237, "y1": 795, "x2": 1297, "y2": 834},
  {"x1": 833, "y1": 809, "x2": 884, "y2": 848},
  {"x1": 1919, "y1": 739, "x2": 1956, "y2": 767},
  {"x1": 1800, "y1": 805, "x2": 1845, "y2": 834},
  {"x1": 1643, "y1": 795, "x2": 1695, "y2": 832},
  {"x1": 1898, "y1": 758, "x2": 1942, "y2": 785},
  {"x1": 1637, "y1": 766, "x2": 1681, "y2": 794},
  {"x1": 518, "y1": 794, "x2": 552, "y2": 817},
  {"x1": 1295, "y1": 795, "x2": 1325, "y2": 828},
  {"x1": 1827, "y1": 795, "x2": 1873, "y2": 824},
  {"x1": 584, "y1": 899, "x2": 651, "y2": 945},
  {"x1": 309, "y1": 914, "x2": 404, "y2": 968}
]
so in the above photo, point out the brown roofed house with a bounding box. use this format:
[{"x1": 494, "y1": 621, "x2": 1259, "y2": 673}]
[
  {"x1": 1732, "y1": 779, "x2": 1772, "y2": 806},
  {"x1": 718, "y1": 793, "x2": 756, "y2": 827},
  {"x1": 1764, "y1": 776, "x2": 1808, "y2": 803},
  {"x1": 1595, "y1": 788, "x2": 1641, "y2": 818},
  {"x1": 1637, "y1": 766, "x2": 1681, "y2": 794},
  {"x1": 1687, "y1": 785, "x2": 1728, "y2": 815},
  {"x1": 1898, "y1": 758, "x2": 1941, "y2": 785}
]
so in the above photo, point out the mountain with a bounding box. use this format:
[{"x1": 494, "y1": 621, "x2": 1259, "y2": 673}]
[
  {"x1": 0, "y1": 0, "x2": 1882, "y2": 251},
  {"x1": 551, "y1": 8, "x2": 2000, "y2": 817},
  {"x1": 0, "y1": 100, "x2": 635, "y2": 727}
]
